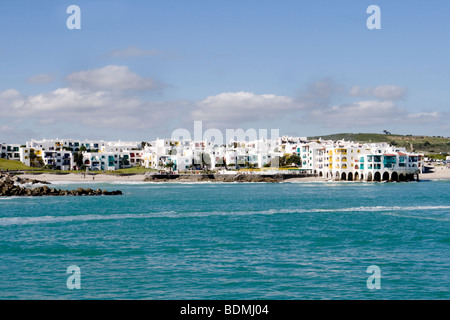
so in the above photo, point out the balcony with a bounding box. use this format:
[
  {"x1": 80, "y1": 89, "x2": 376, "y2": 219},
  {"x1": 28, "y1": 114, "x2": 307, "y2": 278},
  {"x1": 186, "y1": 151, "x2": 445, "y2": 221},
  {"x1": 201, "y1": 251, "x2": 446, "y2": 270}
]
[{"x1": 335, "y1": 149, "x2": 347, "y2": 155}]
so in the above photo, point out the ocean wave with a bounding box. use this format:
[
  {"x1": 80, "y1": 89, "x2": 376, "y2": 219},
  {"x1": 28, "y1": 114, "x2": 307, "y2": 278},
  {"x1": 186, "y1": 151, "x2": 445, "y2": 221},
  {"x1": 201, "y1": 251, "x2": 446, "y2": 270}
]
[
  {"x1": 1, "y1": 205, "x2": 448, "y2": 226},
  {"x1": 48, "y1": 181, "x2": 102, "y2": 185},
  {"x1": 0, "y1": 212, "x2": 175, "y2": 226}
]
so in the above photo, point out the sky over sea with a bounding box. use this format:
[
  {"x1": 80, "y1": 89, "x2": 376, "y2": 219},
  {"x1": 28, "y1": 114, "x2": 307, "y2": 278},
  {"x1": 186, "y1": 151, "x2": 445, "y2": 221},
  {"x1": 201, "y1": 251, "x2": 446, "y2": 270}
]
[{"x1": 0, "y1": 0, "x2": 449, "y2": 143}]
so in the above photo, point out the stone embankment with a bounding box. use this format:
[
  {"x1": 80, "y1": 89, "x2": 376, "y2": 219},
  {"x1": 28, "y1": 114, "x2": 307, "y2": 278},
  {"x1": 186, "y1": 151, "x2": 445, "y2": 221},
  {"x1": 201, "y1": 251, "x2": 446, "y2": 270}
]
[
  {"x1": 144, "y1": 173, "x2": 314, "y2": 183},
  {"x1": 0, "y1": 174, "x2": 122, "y2": 197}
]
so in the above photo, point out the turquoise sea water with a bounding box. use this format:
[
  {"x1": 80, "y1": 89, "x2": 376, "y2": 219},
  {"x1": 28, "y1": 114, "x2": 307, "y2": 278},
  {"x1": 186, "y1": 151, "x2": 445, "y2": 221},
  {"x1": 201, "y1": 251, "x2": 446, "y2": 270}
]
[{"x1": 0, "y1": 180, "x2": 449, "y2": 300}]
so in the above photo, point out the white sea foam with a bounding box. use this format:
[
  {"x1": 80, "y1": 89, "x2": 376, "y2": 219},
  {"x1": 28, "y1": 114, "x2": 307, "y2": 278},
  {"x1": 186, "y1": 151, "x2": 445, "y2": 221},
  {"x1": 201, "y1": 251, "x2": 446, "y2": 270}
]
[
  {"x1": 48, "y1": 181, "x2": 102, "y2": 185},
  {"x1": 0, "y1": 212, "x2": 173, "y2": 226},
  {"x1": 1, "y1": 205, "x2": 448, "y2": 226}
]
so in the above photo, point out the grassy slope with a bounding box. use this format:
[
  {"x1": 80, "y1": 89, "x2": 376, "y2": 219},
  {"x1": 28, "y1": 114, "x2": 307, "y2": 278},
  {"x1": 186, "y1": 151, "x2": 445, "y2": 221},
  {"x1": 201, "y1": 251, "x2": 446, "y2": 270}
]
[
  {"x1": 0, "y1": 158, "x2": 39, "y2": 171},
  {"x1": 308, "y1": 133, "x2": 450, "y2": 154},
  {"x1": 0, "y1": 158, "x2": 159, "y2": 174}
]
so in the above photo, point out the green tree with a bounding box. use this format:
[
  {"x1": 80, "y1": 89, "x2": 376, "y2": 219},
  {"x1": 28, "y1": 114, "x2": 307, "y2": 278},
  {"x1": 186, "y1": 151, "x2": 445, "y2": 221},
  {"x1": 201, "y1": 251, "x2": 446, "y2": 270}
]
[
  {"x1": 165, "y1": 161, "x2": 175, "y2": 172},
  {"x1": 285, "y1": 155, "x2": 301, "y2": 166},
  {"x1": 73, "y1": 152, "x2": 84, "y2": 168},
  {"x1": 29, "y1": 149, "x2": 37, "y2": 167}
]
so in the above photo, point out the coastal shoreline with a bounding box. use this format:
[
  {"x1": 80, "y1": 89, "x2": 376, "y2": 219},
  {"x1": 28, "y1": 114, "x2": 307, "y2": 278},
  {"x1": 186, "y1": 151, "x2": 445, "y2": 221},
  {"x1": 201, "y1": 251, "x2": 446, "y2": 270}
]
[{"x1": 15, "y1": 166, "x2": 450, "y2": 184}]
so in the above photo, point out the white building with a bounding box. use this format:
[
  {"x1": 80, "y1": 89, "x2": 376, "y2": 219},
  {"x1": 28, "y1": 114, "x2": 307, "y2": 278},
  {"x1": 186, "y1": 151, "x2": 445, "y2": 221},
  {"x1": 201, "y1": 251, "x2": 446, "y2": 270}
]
[
  {"x1": 322, "y1": 142, "x2": 424, "y2": 181},
  {"x1": 0, "y1": 143, "x2": 21, "y2": 161}
]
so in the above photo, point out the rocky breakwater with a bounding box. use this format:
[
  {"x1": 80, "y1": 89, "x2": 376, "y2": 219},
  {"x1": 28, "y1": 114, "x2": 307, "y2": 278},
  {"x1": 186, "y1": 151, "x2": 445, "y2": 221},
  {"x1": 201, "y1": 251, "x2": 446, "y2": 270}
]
[
  {"x1": 0, "y1": 174, "x2": 122, "y2": 197},
  {"x1": 144, "y1": 173, "x2": 284, "y2": 183}
]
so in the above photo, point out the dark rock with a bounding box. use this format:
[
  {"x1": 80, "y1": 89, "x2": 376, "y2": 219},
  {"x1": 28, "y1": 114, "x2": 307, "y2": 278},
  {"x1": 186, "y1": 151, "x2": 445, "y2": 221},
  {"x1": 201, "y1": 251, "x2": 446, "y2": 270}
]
[{"x1": 0, "y1": 173, "x2": 122, "y2": 197}]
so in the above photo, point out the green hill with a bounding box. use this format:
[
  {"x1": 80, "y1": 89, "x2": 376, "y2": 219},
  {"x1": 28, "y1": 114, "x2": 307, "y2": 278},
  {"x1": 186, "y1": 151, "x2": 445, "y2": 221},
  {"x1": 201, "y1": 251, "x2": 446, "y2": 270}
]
[
  {"x1": 308, "y1": 133, "x2": 450, "y2": 154},
  {"x1": 0, "y1": 158, "x2": 38, "y2": 171}
]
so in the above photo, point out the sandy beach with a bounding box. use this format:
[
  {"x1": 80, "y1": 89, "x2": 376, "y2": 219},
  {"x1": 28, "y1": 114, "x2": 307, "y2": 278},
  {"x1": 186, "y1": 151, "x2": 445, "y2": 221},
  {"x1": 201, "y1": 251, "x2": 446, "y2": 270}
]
[
  {"x1": 16, "y1": 166, "x2": 450, "y2": 183},
  {"x1": 420, "y1": 166, "x2": 450, "y2": 180},
  {"x1": 19, "y1": 173, "x2": 148, "y2": 183}
]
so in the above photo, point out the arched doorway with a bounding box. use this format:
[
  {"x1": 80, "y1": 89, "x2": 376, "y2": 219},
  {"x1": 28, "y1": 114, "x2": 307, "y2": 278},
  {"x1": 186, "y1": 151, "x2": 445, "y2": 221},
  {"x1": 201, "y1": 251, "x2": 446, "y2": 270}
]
[
  {"x1": 335, "y1": 171, "x2": 340, "y2": 180},
  {"x1": 341, "y1": 172, "x2": 347, "y2": 181},
  {"x1": 374, "y1": 172, "x2": 381, "y2": 182},
  {"x1": 382, "y1": 172, "x2": 390, "y2": 181},
  {"x1": 348, "y1": 172, "x2": 353, "y2": 181},
  {"x1": 319, "y1": 171, "x2": 323, "y2": 177},
  {"x1": 367, "y1": 172, "x2": 372, "y2": 182},
  {"x1": 354, "y1": 172, "x2": 359, "y2": 181},
  {"x1": 391, "y1": 171, "x2": 399, "y2": 182},
  {"x1": 399, "y1": 173, "x2": 406, "y2": 181}
]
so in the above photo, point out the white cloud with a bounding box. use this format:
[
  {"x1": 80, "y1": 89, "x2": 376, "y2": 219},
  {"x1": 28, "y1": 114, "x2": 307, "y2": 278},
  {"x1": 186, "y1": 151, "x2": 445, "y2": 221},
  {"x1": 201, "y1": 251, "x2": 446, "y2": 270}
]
[
  {"x1": 406, "y1": 112, "x2": 441, "y2": 124},
  {"x1": 0, "y1": 87, "x2": 177, "y2": 130},
  {"x1": 296, "y1": 78, "x2": 344, "y2": 110},
  {"x1": 0, "y1": 89, "x2": 21, "y2": 99},
  {"x1": 0, "y1": 75, "x2": 446, "y2": 139},
  {"x1": 349, "y1": 85, "x2": 406, "y2": 100},
  {"x1": 309, "y1": 100, "x2": 405, "y2": 127},
  {"x1": 0, "y1": 89, "x2": 24, "y2": 109},
  {"x1": 407, "y1": 112, "x2": 439, "y2": 119},
  {"x1": 190, "y1": 91, "x2": 294, "y2": 127},
  {"x1": 66, "y1": 65, "x2": 162, "y2": 92},
  {"x1": 22, "y1": 88, "x2": 114, "y2": 112}
]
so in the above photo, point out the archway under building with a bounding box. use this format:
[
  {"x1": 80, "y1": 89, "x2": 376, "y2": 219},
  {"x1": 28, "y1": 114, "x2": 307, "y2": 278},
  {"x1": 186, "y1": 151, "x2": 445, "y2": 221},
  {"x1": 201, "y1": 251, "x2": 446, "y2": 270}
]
[
  {"x1": 347, "y1": 172, "x2": 353, "y2": 181},
  {"x1": 374, "y1": 172, "x2": 381, "y2": 182},
  {"x1": 341, "y1": 172, "x2": 347, "y2": 181},
  {"x1": 391, "y1": 171, "x2": 399, "y2": 182},
  {"x1": 382, "y1": 172, "x2": 390, "y2": 181}
]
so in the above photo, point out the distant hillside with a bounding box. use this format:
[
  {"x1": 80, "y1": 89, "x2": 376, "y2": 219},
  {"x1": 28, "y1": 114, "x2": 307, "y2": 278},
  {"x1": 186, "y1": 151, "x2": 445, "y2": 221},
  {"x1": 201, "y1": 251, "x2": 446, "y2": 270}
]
[
  {"x1": 0, "y1": 158, "x2": 37, "y2": 171},
  {"x1": 308, "y1": 133, "x2": 450, "y2": 154}
]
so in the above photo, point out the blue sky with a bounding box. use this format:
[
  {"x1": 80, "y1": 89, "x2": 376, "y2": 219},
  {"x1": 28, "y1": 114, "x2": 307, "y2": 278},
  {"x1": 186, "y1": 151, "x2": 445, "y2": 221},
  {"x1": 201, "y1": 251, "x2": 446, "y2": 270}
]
[{"x1": 1, "y1": 0, "x2": 449, "y2": 142}]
